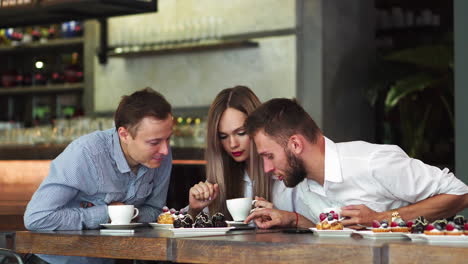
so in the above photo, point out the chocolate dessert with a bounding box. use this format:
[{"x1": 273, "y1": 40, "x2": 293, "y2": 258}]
[
  {"x1": 194, "y1": 212, "x2": 213, "y2": 228},
  {"x1": 173, "y1": 212, "x2": 194, "y2": 228},
  {"x1": 211, "y1": 212, "x2": 228, "y2": 227},
  {"x1": 411, "y1": 216, "x2": 428, "y2": 234}
]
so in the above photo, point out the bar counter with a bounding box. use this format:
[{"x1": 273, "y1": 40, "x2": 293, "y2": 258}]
[{"x1": 14, "y1": 228, "x2": 468, "y2": 264}]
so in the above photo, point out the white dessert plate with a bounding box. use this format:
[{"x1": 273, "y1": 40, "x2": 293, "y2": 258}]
[
  {"x1": 149, "y1": 223, "x2": 173, "y2": 229},
  {"x1": 356, "y1": 231, "x2": 408, "y2": 239},
  {"x1": 310, "y1": 228, "x2": 354, "y2": 237},
  {"x1": 169, "y1": 227, "x2": 235, "y2": 237},
  {"x1": 405, "y1": 233, "x2": 468, "y2": 243},
  {"x1": 100, "y1": 223, "x2": 143, "y2": 229}
]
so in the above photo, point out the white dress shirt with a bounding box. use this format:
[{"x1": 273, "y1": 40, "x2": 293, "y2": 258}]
[{"x1": 293, "y1": 137, "x2": 468, "y2": 224}]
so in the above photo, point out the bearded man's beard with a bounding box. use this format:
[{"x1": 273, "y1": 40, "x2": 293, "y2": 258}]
[{"x1": 283, "y1": 150, "x2": 307, "y2": 187}]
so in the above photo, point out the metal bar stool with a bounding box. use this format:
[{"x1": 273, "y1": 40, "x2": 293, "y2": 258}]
[{"x1": 0, "y1": 248, "x2": 24, "y2": 264}]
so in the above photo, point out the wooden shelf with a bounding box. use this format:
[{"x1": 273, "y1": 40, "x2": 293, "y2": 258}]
[
  {"x1": 107, "y1": 40, "x2": 259, "y2": 58},
  {"x1": 0, "y1": 0, "x2": 157, "y2": 28},
  {"x1": 0, "y1": 37, "x2": 83, "y2": 53},
  {"x1": 0, "y1": 83, "x2": 84, "y2": 95}
]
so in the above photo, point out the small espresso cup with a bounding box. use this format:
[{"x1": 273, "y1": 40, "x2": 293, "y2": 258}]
[
  {"x1": 108, "y1": 205, "x2": 139, "y2": 224},
  {"x1": 226, "y1": 197, "x2": 253, "y2": 221}
]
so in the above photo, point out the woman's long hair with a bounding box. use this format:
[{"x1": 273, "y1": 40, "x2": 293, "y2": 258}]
[{"x1": 205, "y1": 86, "x2": 270, "y2": 219}]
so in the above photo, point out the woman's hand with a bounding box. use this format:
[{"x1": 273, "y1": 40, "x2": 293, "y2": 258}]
[{"x1": 188, "y1": 181, "x2": 219, "y2": 212}]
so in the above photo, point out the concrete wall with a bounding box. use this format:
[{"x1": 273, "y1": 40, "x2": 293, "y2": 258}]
[
  {"x1": 89, "y1": 0, "x2": 296, "y2": 112},
  {"x1": 297, "y1": 0, "x2": 374, "y2": 141}
]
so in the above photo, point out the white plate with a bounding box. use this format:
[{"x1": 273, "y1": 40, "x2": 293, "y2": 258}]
[
  {"x1": 100, "y1": 223, "x2": 143, "y2": 229},
  {"x1": 356, "y1": 231, "x2": 408, "y2": 239},
  {"x1": 310, "y1": 228, "x2": 354, "y2": 237},
  {"x1": 149, "y1": 223, "x2": 173, "y2": 229},
  {"x1": 405, "y1": 233, "x2": 468, "y2": 243},
  {"x1": 169, "y1": 227, "x2": 235, "y2": 237}
]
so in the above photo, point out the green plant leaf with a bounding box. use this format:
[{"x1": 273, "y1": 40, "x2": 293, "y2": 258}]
[
  {"x1": 384, "y1": 73, "x2": 435, "y2": 112},
  {"x1": 384, "y1": 45, "x2": 453, "y2": 71}
]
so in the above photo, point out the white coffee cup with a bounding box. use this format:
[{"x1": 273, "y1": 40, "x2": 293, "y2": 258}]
[
  {"x1": 108, "y1": 205, "x2": 139, "y2": 224},
  {"x1": 226, "y1": 197, "x2": 252, "y2": 221}
]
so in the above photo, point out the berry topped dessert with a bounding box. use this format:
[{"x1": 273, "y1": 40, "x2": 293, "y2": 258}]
[
  {"x1": 212, "y1": 212, "x2": 228, "y2": 227},
  {"x1": 316, "y1": 210, "x2": 343, "y2": 230},
  {"x1": 390, "y1": 215, "x2": 410, "y2": 232},
  {"x1": 194, "y1": 212, "x2": 213, "y2": 228},
  {"x1": 173, "y1": 212, "x2": 194, "y2": 228},
  {"x1": 372, "y1": 220, "x2": 391, "y2": 233},
  {"x1": 157, "y1": 206, "x2": 177, "y2": 224},
  {"x1": 424, "y1": 219, "x2": 447, "y2": 235},
  {"x1": 445, "y1": 221, "x2": 463, "y2": 236}
]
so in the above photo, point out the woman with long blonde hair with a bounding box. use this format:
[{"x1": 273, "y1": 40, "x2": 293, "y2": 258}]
[{"x1": 187, "y1": 86, "x2": 292, "y2": 219}]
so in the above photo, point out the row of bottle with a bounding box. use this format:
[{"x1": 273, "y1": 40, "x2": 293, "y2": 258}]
[
  {"x1": 0, "y1": 0, "x2": 32, "y2": 7},
  {"x1": 376, "y1": 8, "x2": 441, "y2": 30},
  {"x1": 0, "y1": 116, "x2": 207, "y2": 148},
  {"x1": 0, "y1": 21, "x2": 83, "y2": 46},
  {"x1": 0, "y1": 52, "x2": 83, "y2": 88}
]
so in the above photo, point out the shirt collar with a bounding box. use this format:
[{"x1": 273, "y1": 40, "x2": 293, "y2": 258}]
[
  {"x1": 324, "y1": 137, "x2": 343, "y2": 183},
  {"x1": 112, "y1": 129, "x2": 131, "y2": 173}
]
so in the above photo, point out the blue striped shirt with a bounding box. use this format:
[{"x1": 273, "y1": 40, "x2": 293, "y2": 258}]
[
  {"x1": 24, "y1": 128, "x2": 172, "y2": 264},
  {"x1": 24, "y1": 128, "x2": 172, "y2": 230}
]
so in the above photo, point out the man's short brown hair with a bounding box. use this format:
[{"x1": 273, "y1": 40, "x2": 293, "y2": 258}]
[
  {"x1": 245, "y1": 98, "x2": 320, "y2": 146},
  {"x1": 114, "y1": 87, "x2": 172, "y2": 137}
]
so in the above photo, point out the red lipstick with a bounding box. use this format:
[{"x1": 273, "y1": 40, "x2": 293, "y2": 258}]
[{"x1": 232, "y1": 151, "x2": 244, "y2": 157}]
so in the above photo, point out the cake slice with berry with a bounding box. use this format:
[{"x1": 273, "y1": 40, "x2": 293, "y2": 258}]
[
  {"x1": 316, "y1": 210, "x2": 343, "y2": 230},
  {"x1": 445, "y1": 221, "x2": 463, "y2": 236},
  {"x1": 372, "y1": 220, "x2": 391, "y2": 233},
  {"x1": 157, "y1": 206, "x2": 177, "y2": 224},
  {"x1": 424, "y1": 219, "x2": 447, "y2": 235},
  {"x1": 390, "y1": 216, "x2": 410, "y2": 232}
]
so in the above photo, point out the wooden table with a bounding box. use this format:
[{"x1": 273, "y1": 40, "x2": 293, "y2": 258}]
[{"x1": 14, "y1": 228, "x2": 468, "y2": 264}]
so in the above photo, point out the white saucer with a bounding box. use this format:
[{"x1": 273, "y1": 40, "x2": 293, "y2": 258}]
[
  {"x1": 100, "y1": 223, "x2": 143, "y2": 229},
  {"x1": 149, "y1": 223, "x2": 173, "y2": 229}
]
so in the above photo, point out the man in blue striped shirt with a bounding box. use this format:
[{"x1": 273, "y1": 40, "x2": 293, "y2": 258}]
[{"x1": 24, "y1": 88, "x2": 173, "y2": 264}]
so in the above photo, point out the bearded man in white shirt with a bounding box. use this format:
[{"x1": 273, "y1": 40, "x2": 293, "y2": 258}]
[{"x1": 244, "y1": 98, "x2": 468, "y2": 229}]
